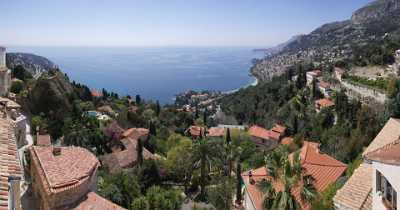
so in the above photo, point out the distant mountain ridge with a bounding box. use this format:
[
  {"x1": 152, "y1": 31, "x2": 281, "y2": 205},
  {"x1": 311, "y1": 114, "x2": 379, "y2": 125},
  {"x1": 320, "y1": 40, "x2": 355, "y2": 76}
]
[
  {"x1": 6, "y1": 53, "x2": 56, "y2": 76},
  {"x1": 251, "y1": 0, "x2": 400, "y2": 81}
]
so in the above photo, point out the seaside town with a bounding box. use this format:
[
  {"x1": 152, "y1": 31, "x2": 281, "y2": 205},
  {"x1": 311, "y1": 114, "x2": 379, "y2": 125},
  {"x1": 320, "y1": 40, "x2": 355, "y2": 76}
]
[{"x1": 2, "y1": 0, "x2": 400, "y2": 210}]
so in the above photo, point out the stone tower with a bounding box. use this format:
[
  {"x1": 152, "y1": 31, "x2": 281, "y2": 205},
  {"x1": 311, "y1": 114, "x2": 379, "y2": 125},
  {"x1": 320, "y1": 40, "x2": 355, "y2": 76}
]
[{"x1": 0, "y1": 46, "x2": 11, "y2": 96}]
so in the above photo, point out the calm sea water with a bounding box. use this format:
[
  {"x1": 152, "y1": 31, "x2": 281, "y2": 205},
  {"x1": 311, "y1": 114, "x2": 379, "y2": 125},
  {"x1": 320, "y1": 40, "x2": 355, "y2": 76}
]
[{"x1": 9, "y1": 46, "x2": 263, "y2": 104}]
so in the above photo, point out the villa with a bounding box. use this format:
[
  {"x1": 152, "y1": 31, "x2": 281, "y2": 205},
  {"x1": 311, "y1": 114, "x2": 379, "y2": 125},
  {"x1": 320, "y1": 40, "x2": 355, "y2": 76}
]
[
  {"x1": 185, "y1": 125, "x2": 205, "y2": 139},
  {"x1": 335, "y1": 67, "x2": 346, "y2": 81},
  {"x1": 334, "y1": 118, "x2": 400, "y2": 210},
  {"x1": 242, "y1": 141, "x2": 347, "y2": 210}
]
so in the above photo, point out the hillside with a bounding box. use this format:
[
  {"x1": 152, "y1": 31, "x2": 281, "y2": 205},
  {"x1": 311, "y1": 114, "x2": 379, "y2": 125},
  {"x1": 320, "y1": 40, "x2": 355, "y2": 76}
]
[
  {"x1": 252, "y1": 0, "x2": 400, "y2": 81},
  {"x1": 6, "y1": 52, "x2": 56, "y2": 76}
]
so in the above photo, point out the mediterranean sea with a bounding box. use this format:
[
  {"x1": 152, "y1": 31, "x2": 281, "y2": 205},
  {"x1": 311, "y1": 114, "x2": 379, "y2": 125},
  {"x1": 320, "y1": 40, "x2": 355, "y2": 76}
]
[{"x1": 9, "y1": 46, "x2": 264, "y2": 104}]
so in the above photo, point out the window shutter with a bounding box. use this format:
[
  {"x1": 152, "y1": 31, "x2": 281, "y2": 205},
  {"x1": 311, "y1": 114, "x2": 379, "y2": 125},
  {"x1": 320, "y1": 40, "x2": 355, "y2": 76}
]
[{"x1": 376, "y1": 170, "x2": 381, "y2": 192}]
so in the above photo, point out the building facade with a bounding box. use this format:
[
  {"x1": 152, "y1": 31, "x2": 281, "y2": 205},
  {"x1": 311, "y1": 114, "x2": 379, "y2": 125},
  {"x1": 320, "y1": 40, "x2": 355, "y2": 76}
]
[{"x1": 0, "y1": 46, "x2": 11, "y2": 96}]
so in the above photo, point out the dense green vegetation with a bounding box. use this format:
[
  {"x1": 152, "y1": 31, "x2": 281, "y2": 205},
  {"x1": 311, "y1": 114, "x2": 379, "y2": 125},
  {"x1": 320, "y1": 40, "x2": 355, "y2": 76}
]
[{"x1": 343, "y1": 75, "x2": 388, "y2": 91}]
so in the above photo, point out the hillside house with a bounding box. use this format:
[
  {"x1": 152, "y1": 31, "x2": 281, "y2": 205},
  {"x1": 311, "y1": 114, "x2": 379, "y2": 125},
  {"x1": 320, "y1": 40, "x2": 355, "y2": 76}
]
[
  {"x1": 315, "y1": 98, "x2": 335, "y2": 112},
  {"x1": 29, "y1": 145, "x2": 125, "y2": 210},
  {"x1": 248, "y1": 124, "x2": 286, "y2": 150},
  {"x1": 242, "y1": 141, "x2": 347, "y2": 210},
  {"x1": 101, "y1": 136, "x2": 155, "y2": 174},
  {"x1": 318, "y1": 81, "x2": 333, "y2": 98},
  {"x1": 334, "y1": 118, "x2": 400, "y2": 210},
  {"x1": 334, "y1": 67, "x2": 346, "y2": 81},
  {"x1": 306, "y1": 70, "x2": 322, "y2": 85},
  {"x1": 185, "y1": 125, "x2": 205, "y2": 139}
]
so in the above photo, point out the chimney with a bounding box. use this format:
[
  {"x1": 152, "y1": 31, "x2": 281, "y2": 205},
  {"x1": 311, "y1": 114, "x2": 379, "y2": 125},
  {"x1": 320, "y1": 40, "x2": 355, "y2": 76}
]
[
  {"x1": 248, "y1": 171, "x2": 255, "y2": 185},
  {"x1": 53, "y1": 147, "x2": 62, "y2": 156},
  {"x1": 8, "y1": 175, "x2": 21, "y2": 210}
]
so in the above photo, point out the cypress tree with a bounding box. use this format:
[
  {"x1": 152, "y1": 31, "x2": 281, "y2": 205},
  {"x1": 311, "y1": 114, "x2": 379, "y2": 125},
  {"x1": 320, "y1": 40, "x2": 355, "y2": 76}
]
[
  {"x1": 156, "y1": 100, "x2": 161, "y2": 116},
  {"x1": 236, "y1": 161, "x2": 242, "y2": 205},
  {"x1": 226, "y1": 128, "x2": 231, "y2": 145},
  {"x1": 137, "y1": 138, "x2": 143, "y2": 167}
]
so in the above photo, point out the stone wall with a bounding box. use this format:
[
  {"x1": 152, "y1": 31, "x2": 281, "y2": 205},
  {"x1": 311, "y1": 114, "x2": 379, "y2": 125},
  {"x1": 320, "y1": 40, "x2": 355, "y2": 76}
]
[{"x1": 341, "y1": 81, "x2": 387, "y2": 104}]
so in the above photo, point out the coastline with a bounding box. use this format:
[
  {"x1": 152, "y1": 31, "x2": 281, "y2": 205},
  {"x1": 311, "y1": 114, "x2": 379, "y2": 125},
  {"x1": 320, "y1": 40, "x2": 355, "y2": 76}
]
[{"x1": 223, "y1": 76, "x2": 258, "y2": 95}]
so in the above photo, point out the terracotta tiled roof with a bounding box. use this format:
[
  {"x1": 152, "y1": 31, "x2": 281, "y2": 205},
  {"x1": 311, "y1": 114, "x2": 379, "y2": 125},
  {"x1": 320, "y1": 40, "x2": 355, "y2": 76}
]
[
  {"x1": 101, "y1": 137, "x2": 154, "y2": 174},
  {"x1": 0, "y1": 118, "x2": 22, "y2": 209},
  {"x1": 207, "y1": 127, "x2": 225, "y2": 137},
  {"x1": 365, "y1": 139, "x2": 400, "y2": 166},
  {"x1": 91, "y1": 89, "x2": 103, "y2": 98},
  {"x1": 37, "y1": 134, "x2": 51, "y2": 146},
  {"x1": 333, "y1": 163, "x2": 372, "y2": 210},
  {"x1": 186, "y1": 126, "x2": 204, "y2": 137},
  {"x1": 121, "y1": 128, "x2": 149, "y2": 140},
  {"x1": 30, "y1": 146, "x2": 99, "y2": 192},
  {"x1": 242, "y1": 141, "x2": 346, "y2": 210},
  {"x1": 281, "y1": 137, "x2": 294, "y2": 145},
  {"x1": 315, "y1": 98, "x2": 335, "y2": 108},
  {"x1": 248, "y1": 125, "x2": 282, "y2": 141},
  {"x1": 271, "y1": 124, "x2": 286, "y2": 134},
  {"x1": 248, "y1": 125, "x2": 271, "y2": 140},
  {"x1": 69, "y1": 191, "x2": 126, "y2": 210},
  {"x1": 363, "y1": 118, "x2": 400, "y2": 156}
]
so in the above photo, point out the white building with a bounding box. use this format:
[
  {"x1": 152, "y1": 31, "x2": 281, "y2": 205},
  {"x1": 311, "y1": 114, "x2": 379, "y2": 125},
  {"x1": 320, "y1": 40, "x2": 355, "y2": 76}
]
[
  {"x1": 0, "y1": 46, "x2": 11, "y2": 96},
  {"x1": 334, "y1": 118, "x2": 400, "y2": 210},
  {"x1": 306, "y1": 70, "x2": 322, "y2": 85},
  {"x1": 395, "y1": 49, "x2": 400, "y2": 58}
]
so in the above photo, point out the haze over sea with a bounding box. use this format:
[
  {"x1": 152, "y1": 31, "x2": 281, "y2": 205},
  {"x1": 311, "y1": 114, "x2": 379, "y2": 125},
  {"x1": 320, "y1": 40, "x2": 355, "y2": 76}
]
[{"x1": 9, "y1": 46, "x2": 263, "y2": 104}]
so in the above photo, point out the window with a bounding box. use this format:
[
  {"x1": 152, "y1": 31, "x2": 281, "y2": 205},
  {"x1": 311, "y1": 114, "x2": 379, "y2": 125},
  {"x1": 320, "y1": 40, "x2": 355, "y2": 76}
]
[{"x1": 377, "y1": 170, "x2": 397, "y2": 210}]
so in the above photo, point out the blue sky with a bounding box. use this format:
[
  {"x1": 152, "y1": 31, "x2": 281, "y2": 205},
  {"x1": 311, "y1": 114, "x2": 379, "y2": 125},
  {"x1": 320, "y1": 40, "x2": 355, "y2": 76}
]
[{"x1": 1, "y1": 0, "x2": 372, "y2": 47}]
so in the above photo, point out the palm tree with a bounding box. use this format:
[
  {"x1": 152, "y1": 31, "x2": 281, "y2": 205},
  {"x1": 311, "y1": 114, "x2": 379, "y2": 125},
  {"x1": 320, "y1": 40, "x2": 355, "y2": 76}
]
[
  {"x1": 257, "y1": 148, "x2": 317, "y2": 210},
  {"x1": 192, "y1": 137, "x2": 222, "y2": 200}
]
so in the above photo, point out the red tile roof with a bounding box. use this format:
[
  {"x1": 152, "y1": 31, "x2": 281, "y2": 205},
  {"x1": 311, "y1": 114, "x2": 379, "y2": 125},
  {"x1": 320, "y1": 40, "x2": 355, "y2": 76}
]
[
  {"x1": 122, "y1": 128, "x2": 149, "y2": 140},
  {"x1": 0, "y1": 118, "x2": 22, "y2": 209},
  {"x1": 281, "y1": 137, "x2": 294, "y2": 145},
  {"x1": 249, "y1": 125, "x2": 283, "y2": 141},
  {"x1": 315, "y1": 98, "x2": 335, "y2": 108},
  {"x1": 91, "y1": 89, "x2": 103, "y2": 98},
  {"x1": 101, "y1": 137, "x2": 155, "y2": 174},
  {"x1": 365, "y1": 139, "x2": 400, "y2": 166},
  {"x1": 68, "y1": 191, "x2": 126, "y2": 210},
  {"x1": 363, "y1": 118, "x2": 400, "y2": 156},
  {"x1": 186, "y1": 126, "x2": 204, "y2": 137},
  {"x1": 271, "y1": 124, "x2": 286, "y2": 134},
  {"x1": 242, "y1": 141, "x2": 347, "y2": 210},
  {"x1": 30, "y1": 146, "x2": 99, "y2": 193},
  {"x1": 207, "y1": 127, "x2": 225, "y2": 137},
  {"x1": 37, "y1": 134, "x2": 51, "y2": 146},
  {"x1": 248, "y1": 125, "x2": 270, "y2": 140}
]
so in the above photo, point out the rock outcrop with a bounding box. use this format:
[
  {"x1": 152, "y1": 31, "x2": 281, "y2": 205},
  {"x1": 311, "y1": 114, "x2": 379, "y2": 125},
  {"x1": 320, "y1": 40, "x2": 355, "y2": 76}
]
[{"x1": 6, "y1": 53, "x2": 56, "y2": 76}]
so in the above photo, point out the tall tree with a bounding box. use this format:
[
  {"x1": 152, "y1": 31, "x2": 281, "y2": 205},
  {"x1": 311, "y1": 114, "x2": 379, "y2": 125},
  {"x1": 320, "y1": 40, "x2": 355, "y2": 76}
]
[
  {"x1": 226, "y1": 128, "x2": 231, "y2": 145},
  {"x1": 235, "y1": 161, "x2": 242, "y2": 205},
  {"x1": 136, "y1": 94, "x2": 142, "y2": 105},
  {"x1": 137, "y1": 138, "x2": 143, "y2": 167}
]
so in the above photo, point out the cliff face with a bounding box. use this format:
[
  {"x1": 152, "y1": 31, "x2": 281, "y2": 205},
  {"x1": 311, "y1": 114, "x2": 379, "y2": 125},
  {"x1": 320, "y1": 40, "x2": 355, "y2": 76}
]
[
  {"x1": 6, "y1": 53, "x2": 56, "y2": 76},
  {"x1": 252, "y1": 0, "x2": 400, "y2": 81}
]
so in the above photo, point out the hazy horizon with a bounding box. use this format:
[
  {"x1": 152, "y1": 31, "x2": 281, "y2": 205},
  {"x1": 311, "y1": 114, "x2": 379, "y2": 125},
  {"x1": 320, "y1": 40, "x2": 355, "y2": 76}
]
[{"x1": 2, "y1": 0, "x2": 372, "y2": 47}]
